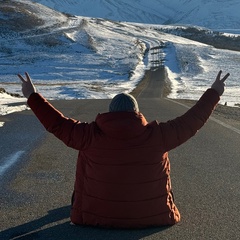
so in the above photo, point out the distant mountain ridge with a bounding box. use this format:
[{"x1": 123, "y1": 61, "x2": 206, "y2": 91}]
[{"x1": 34, "y1": 0, "x2": 240, "y2": 32}]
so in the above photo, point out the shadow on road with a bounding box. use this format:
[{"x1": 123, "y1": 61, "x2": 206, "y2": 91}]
[{"x1": 1, "y1": 205, "x2": 170, "y2": 240}]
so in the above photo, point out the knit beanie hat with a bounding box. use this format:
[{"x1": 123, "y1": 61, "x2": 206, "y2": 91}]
[{"x1": 109, "y1": 93, "x2": 139, "y2": 112}]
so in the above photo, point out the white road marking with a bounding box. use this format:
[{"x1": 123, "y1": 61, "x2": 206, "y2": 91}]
[
  {"x1": 0, "y1": 151, "x2": 25, "y2": 176},
  {"x1": 166, "y1": 98, "x2": 240, "y2": 135}
]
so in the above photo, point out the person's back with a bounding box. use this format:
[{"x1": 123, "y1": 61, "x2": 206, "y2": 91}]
[
  {"x1": 71, "y1": 110, "x2": 179, "y2": 227},
  {"x1": 18, "y1": 71, "x2": 229, "y2": 228}
]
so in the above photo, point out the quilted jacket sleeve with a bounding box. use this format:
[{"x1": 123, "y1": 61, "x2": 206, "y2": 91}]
[
  {"x1": 160, "y1": 88, "x2": 220, "y2": 152},
  {"x1": 27, "y1": 93, "x2": 92, "y2": 150}
]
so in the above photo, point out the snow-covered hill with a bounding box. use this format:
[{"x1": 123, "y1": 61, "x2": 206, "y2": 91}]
[
  {"x1": 1, "y1": 0, "x2": 240, "y2": 118},
  {"x1": 34, "y1": 0, "x2": 240, "y2": 32}
]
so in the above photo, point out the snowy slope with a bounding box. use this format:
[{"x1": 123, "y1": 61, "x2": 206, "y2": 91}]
[
  {"x1": 1, "y1": 0, "x2": 240, "y2": 118},
  {"x1": 34, "y1": 0, "x2": 240, "y2": 32}
]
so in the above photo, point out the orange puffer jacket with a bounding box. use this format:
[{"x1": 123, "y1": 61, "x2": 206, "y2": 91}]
[{"x1": 27, "y1": 89, "x2": 219, "y2": 228}]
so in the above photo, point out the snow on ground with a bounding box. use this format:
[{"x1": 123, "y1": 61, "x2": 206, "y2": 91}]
[
  {"x1": 0, "y1": 92, "x2": 28, "y2": 125},
  {"x1": 1, "y1": 0, "x2": 240, "y2": 122},
  {"x1": 164, "y1": 42, "x2": 240, "y2": 105}
]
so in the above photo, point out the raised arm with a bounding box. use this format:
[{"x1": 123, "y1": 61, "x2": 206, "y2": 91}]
[
  {"x1": 17, "y1": 72, "x2": 92, "y2": 150},
  {"x1": 160, "y1": 70, "x2": 230, "y2": 152}
]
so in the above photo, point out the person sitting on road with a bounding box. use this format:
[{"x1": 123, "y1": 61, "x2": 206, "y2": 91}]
[{"x1": 18, "y1": 70, "x2": 229, "y2": 228}]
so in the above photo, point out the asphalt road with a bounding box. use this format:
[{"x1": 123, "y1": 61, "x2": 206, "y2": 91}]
[{"x1": 1, "y1": 67, "x2": 240, "y2": 240}]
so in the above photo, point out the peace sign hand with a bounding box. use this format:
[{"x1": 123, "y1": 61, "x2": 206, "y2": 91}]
[
  {"x1": 18, "y1": 72, "x2": 36, "y2": 99},
  {"x1": 211, "y1": 70, "x2": 230, "y2": 96}
]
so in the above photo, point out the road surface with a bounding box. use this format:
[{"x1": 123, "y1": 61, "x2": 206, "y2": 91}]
[{"x1": 1, "y1": 67, "x2": 240, "y2": 240}]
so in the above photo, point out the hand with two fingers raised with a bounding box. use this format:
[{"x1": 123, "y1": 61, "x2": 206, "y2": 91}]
[
  {"x1": 211, "y1": 70, "x2": 230, "y2": 96},
  {"x1": 18, "y1": 72, "x2": 36, "y2": 99}
]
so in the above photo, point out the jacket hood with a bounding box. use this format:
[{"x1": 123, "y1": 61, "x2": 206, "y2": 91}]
[{"x1": 95, "y1": 112, "x2": 148, "y2": 140}]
